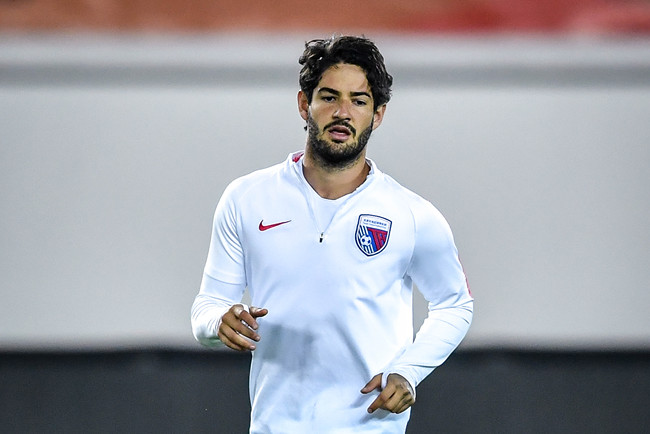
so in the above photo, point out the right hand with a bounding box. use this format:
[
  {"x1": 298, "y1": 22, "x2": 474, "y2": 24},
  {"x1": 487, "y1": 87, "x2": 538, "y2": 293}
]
[{"x1": 218, "y1": 304, "x2": 268, "y2": 351}]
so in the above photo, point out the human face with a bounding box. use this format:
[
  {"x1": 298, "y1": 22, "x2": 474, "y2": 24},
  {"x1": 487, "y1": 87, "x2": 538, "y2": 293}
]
[
  {"x1": 304, "y1": 112, "x2": 373, "y2": 170},
  {"x1": 298, "y1": 63, "x2": 386, "y2": 169}
]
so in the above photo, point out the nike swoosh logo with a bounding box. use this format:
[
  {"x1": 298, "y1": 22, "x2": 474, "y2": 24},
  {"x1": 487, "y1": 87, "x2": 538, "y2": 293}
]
[{"x1": 259, "y1": 220, "x2": 291, "y2": 231}]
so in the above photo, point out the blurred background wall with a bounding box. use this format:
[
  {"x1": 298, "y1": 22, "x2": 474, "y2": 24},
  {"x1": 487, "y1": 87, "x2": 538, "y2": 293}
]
[{"x1": 1, "y1": 1, "x2": 649, "y2": 432}]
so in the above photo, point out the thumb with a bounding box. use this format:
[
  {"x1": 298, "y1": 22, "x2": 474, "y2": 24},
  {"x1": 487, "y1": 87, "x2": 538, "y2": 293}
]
[
  {"x1": 361, "y1": 373, "x2": 383, "y2": 394},
  {"x1": 250, "y1": 306, "x2": 268, "y2": 318}
]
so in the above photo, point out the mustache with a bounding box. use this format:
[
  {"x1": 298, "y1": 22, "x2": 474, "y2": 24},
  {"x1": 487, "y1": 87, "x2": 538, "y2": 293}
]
[{"x1": 324, "y1": 120, "x2": 356, "y2": 136}]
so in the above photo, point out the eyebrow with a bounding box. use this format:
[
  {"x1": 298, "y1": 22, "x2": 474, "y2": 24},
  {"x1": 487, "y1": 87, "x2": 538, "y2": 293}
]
[{"x1": 318, "y1": 87, "x2": 372, "y2": 99}]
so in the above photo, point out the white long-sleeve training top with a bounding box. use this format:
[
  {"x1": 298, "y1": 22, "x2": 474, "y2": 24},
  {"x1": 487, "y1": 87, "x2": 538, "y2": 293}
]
[{"x1": 192, "y1": 152, "x2": 473, "y2": 433}]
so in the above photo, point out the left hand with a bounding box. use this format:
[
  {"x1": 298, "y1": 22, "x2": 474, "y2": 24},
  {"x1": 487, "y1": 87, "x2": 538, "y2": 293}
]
[{"x1": 361, "y1": 373, "x2": 415, "y2": 414}]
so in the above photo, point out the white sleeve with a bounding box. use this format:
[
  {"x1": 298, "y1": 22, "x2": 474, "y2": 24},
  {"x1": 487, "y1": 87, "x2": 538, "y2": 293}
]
[
  {"x1": 203, "y1": 180, "x2": 247, "y2": 285},
  {"x1": 191, "y1": 273, "x2": 247, "y2": 347},
  {"x1": 191, "y1": 182, "x2": 248, "y2": 347},
  {"x1": 383, "y1": 200, "x2": 474, "y2": 392}
]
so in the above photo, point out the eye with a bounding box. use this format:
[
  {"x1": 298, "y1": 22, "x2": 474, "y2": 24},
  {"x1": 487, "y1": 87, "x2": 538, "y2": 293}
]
[
  {"x1": 321, "y1": 95, "x2": 336, "y2": 102},
  {"x1": 353, "y1": 99, "x2": 368, "y2": 106}
]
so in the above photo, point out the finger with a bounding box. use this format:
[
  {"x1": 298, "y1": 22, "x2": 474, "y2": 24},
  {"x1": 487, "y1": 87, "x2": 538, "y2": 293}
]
[
  {"x1": 249, "y1": 307, "x2": 268, "y2": 319},
  {"x1": 238, "y1": 309, "x2": 259, "y2": 328},
  {"x1": 229, "y1": 304, "x2": 246, "y2": 319},
  {"x1": 393, "y1": 393, "x2": 415, "y2": 414},
  {"x1": 383, "y1": 386, "x2": 415, "y2": 414},
  {"x1": 223, "y1": 309, "x2": 261, "y2": 341},
  {"x1": 394, "y1": 400, "x2": 414, "y2": 414},
  {"x1": 219, "y1": 324, "x2": 257, "y2": 351},
  {"x1": 220, "y1": 334, "x2": 249, "y2": 352},
  {"x1": 218, "y1": 328, "x2": 255, "y2": 351},
  {"x1": 361, "y1": 373, "x2": 382, "y2": 394},
  {"x1": 222, "y1": 315, "x2": 261, "y2": 343},
  {"x1": 367, "y1": 388, "x2": 391, "y2": 413},
  {"x1": 367, "y1": 383, "x2": 398, "y2": 413},
  {"x1": 220, "y1": 306, "x2": 260, "y2": 346},
  {"x1": 221, "y1": 320, "x2": 260, "y2": 344},
  {"x1": 221, "y1": 305, "x2": 248, "y2": 329},
  {"x1": 239, "y1": 309, "x2": 268, "y2": 333},
  {"x1": 370, "y1": 382, "x2": 414, "y2": 414},
  {"x1": 381, "y1": 389, "x2": 406, "y2": 413}
]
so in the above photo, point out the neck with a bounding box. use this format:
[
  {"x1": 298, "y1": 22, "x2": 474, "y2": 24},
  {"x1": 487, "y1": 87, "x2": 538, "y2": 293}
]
[{"x1": 302, "y1": 151, "x2": 370, "y2": 200}]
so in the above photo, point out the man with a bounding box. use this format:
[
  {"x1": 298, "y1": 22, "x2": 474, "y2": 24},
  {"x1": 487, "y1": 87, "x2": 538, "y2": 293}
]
[{"x1": 192, "y1": 35, "x2": 473, "y2": 433}]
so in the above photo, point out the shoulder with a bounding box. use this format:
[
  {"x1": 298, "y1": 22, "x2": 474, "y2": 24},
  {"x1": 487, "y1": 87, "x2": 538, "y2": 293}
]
[
  {"x1": 222, "y1": 159, "x2": 290, "y2": 202},
  {"x1": 373, "y1": 172, "x2": 455, "y2": 250},
  {"x1": 378, "y1": 172, "x2": 446, "y2": 221}
]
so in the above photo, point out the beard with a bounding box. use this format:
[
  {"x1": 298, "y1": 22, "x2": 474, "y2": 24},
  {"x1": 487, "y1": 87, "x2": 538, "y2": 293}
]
[{"x1": 306, "y1": 114, "x2": 373, "y2": 171}]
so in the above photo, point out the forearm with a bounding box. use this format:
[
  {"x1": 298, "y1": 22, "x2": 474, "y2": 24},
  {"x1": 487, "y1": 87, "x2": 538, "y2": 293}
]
[
  {"x1": 190, "y1": 274, "x2": 246, "y2": 347},
  {"x1": 191, "y1": 294, "x2": 230, "y2": 347},
  {"x1": 384, "y1": 298, "x2": 473, "y2": 389}
]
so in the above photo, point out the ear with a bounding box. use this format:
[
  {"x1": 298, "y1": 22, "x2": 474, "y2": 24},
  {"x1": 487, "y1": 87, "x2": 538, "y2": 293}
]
[
  {"x1": 297, "y1": 90, "x2": 309, "y2": 121},
  {"x1": 372, "y1": 104, "x2": 387, "y2": 131}
]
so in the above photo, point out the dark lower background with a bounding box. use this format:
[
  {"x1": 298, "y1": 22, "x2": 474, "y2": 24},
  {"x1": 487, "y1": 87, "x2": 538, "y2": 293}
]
[{"x1": 1, "y1": 349, "x2": 648, "y2": 433}]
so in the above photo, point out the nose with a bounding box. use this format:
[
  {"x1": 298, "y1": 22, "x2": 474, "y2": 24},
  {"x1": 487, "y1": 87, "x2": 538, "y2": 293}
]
[{"x1": 333, "y1": 100, "x2": 352, "y2": 119}]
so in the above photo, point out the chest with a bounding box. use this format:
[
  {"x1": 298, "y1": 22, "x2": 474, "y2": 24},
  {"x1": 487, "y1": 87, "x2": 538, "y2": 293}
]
[{"x1": 238, "y1": 186, "x2": 415, "y2": 281}]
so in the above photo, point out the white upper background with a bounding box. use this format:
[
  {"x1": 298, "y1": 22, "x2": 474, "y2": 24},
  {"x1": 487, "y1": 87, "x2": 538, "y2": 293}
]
[{"x1": 1, "y1": 34, "x2": 649, "y2": 349}]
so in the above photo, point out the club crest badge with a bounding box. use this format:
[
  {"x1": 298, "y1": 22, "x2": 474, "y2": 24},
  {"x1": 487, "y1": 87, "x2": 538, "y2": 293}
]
[{"x1": 355, "y1": 214, "x2": 392, "y2": 256}]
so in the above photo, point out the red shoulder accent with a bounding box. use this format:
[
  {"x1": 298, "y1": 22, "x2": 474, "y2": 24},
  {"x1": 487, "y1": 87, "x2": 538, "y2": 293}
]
[{"x1": 292, "y1": 151, "x2": 304, "y2": 163}]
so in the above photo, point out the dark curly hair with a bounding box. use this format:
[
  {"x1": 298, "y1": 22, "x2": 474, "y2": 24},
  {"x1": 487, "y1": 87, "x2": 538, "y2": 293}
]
[{"x1": 298, "y1": 35, "x2": 393, "y2": 111}]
